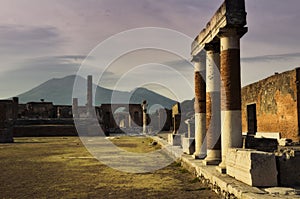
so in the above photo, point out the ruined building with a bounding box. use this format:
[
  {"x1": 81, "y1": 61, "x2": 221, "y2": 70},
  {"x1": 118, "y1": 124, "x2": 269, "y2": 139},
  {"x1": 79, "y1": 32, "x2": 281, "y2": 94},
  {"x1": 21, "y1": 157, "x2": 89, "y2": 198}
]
[
  {"x1": 0, "y1": 98, "x2": 18, "y2": 143},
  {"x1": 242, "y1": 68, "x2": 300, "y2": 142}
]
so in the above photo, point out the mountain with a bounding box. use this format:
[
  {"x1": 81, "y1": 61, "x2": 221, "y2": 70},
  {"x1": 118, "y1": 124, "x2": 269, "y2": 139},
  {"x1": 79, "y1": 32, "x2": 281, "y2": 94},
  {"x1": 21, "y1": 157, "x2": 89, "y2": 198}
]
[{"x1": 17, "y1": 75, "x2": 177, "y2": 109}]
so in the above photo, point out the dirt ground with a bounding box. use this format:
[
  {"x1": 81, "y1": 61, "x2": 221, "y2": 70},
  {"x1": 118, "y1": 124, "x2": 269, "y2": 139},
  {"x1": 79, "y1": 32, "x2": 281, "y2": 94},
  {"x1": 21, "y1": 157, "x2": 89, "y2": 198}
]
[{"x1": 0, "y1": 136, "x2": 220, "y2": 199}]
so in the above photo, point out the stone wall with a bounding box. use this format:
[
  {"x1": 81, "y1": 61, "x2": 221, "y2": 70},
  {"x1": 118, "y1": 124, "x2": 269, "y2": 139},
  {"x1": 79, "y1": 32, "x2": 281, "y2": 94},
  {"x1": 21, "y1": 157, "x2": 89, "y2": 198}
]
[
  {"x1": 0, "y1": 99, "x2": 17, "y2": 143},
  {"x1": 241, "y1": 68, "x2": 300, "y2": 142}
]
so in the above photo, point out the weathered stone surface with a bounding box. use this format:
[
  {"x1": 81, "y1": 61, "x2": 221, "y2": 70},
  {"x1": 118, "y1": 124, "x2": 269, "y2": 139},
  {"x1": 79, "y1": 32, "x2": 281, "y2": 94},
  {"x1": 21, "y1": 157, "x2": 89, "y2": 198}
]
[
  {"x1": 181, "y1": 137, "x2": 195, "y2": 155},
  {"x1": 241, "y1": 68, "x2": 300, "y2": 142},
  {"x1": 255, "y1": 132, "x2": 280, "y2": 140},
  {"x1": 264, "y1": 187, "x2": 299, "y2": 196},
  {"x1": 276, "y1": 150, "x2": 300, "y2": 187},
  {"x1": 245, "y1": 136, "x2": 278, "y2": 152},
  {"x1": 226, "y1": 148, "x2": 278, "y2": 187}
]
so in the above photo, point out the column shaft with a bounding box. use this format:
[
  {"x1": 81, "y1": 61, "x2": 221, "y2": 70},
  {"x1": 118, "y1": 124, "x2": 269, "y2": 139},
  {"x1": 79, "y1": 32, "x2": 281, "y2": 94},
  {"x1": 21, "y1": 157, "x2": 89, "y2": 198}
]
[
  {"x1": 87, "y1": 75, "x2": 93, "y2": 117},
  {"x1": 193, "y1": 54, "x2": 207, "y2": 159},
  {"x1": 142, "y1": 101, "x2": 147, "y2": 134},
  {"x1": 218, "y1": 30, "x2": 243, "y2": 172},
  {"x1": 204, "y1": 46, "x2": 221, "y2": 165},
  {"x1": 73, "y1": 98, "x2": 79, "y2": 118}
]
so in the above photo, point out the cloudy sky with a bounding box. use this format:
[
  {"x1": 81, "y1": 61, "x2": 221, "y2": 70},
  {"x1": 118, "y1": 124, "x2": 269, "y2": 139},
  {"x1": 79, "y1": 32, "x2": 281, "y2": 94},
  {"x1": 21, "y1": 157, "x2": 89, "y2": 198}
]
[{"x1": 0, "y1": 0, "x2": 300, "y2": 101}]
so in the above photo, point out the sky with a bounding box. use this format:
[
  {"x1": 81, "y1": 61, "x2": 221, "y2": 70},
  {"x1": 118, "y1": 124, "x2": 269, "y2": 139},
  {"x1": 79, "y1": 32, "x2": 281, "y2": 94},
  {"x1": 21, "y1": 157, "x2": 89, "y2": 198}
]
[{"x1": 0, "y1": 0, "x2": 300, "y2": 101}]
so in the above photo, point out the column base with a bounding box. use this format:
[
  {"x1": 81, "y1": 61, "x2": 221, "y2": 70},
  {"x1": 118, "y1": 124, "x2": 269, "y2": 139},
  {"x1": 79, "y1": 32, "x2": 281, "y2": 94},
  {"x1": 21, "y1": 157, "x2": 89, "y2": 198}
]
[
  {"x1": 203, "y1": 150, "x2": 221, "y2": 165},
  {"x1": 216, "y1": 161, "x2": 226, "y2": 174},
  {"x1": 192, "y1": 153, "x2": 206, "y2": 159}
]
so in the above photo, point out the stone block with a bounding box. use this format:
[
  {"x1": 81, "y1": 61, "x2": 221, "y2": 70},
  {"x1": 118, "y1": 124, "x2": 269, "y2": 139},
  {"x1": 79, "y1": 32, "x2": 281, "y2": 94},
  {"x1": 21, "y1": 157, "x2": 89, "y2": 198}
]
[
  {"x1": 276, "y1": 150, "x2": 300, "y2": 187},
  {"x1": 181, "y1": 137, "x2": 195, "y2": 155},
  {"x1": 255, "y1": 132, "x2": 280, "y2": 140},
  {"x1": 226, "y1": 148, "x2": 278, "y2": 187},
  {"x1": 168, "y1": 133, "x2": 181, "y2": 146},
  {"x1": 245, "y1": 136, "x2": 278, "y2": 152}
]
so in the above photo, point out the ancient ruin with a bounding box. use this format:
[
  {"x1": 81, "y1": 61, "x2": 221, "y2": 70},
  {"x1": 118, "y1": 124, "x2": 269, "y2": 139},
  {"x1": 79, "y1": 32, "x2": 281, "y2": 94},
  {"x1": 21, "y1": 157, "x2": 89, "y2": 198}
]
[
  {"x1": 191, "y1": 0, "x2": 247, "y2": 173},
  {"x1": 242, "y1": 68, "x2": 300, "y2": 142},
  {"x1": 4, "y1": 75, "x2": 175, "y2": 138},
  {"x1": 0, "y1": 97, "x2": 18, "y2": 143},
  {"x1": 2, "y1": 0, "x2": 300, "y2": 197}
]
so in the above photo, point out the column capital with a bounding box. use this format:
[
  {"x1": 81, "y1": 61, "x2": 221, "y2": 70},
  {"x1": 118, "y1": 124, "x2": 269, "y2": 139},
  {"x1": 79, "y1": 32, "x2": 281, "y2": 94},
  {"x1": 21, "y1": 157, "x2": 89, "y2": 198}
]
[
  {"x1": 204, "y1": 42, "x2": 220, "y2": 53},
  {"x1": 218, "y1": 27, "x2": 248, "y2": 38}
]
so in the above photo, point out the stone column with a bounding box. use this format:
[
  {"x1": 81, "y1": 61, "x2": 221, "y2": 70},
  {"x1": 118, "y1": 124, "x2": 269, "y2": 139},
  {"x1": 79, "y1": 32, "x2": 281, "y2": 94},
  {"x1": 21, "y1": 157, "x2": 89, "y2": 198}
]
[
  {"x1": 12, "y1": 97, "x2": 19, "y2": 120},
  {"x1": 142, "y1": 100, "x2": 147, "y2": 134},
  {"x1": 218, "y1": 28, "x2": 244, "y2": 173},
  {"x1": 57, "y1": 107, "x2": 61, "y2": 119},
  {"x1": 182, "y1": 118, "x2": 195, "y2": 155},
  {"x1": 72, "y1": 98, "x2": 79, "y2": 118},
  {"x1": 204, "y1": 44, "x2": 221, "y2": 165},
  {"x1": 128, "y1": 114, "x2": 132, "y2": 128},
  {"x1": 192, "y1": 53, "x2": 207, "y2": 159},
  {"x1": 87, "y1": 75, "x2": 93, "y2": 117}
]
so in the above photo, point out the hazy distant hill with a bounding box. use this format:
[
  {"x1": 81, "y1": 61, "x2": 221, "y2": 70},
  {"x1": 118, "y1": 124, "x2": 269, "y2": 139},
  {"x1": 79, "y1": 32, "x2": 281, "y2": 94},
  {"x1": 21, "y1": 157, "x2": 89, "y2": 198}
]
[{"x1": 17, "y1": 75, "x2": 176, "y2": 109}]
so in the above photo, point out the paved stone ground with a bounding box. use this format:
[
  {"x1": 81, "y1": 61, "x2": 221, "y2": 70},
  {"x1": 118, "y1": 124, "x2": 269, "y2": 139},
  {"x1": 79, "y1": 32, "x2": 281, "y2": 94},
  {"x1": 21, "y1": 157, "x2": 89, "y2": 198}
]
[{"x1": 0, "y1": 136, "x2": 220, "y2": 199}]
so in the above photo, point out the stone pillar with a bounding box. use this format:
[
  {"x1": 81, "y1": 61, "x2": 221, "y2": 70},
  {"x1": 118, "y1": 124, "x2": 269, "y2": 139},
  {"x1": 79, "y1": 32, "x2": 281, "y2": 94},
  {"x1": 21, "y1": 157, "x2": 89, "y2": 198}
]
[
  {"x1": 87, "y1": 75, "x2": 93, "y2": 117},
  {"x1": 192, "y1": 53, "x2": 207, "y2": 159},
  {"x1": 182, "y1": 118, "x2": 195, "y2": 155},
  {"x1": 12, "y1": 97, "x2": 19, "y2": 120},
  {"x1": 218, "y1": 28, "x2": 244, "y2": 173},
  {"x1": 57, "y1": 107, "x2": 61, "y2": 119},
  {"x1": 204, "y1": 44, "x2": 221, "y2": 165},
  {"x1": 128, "y1": 114, "x2": 132, "y2": 128},
  {"x1": 72, "y1": 98, "x2": 79, "y2": 118},
  {"x1": 142, "y1": 100, "x2": 147, "y2": 134}
]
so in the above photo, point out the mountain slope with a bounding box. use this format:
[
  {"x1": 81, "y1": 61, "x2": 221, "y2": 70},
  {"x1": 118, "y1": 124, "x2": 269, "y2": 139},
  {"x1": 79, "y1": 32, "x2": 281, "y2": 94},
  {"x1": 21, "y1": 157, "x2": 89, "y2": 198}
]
[{"x1": 17, "y1": 75, "x2": 176, "y2": 108}]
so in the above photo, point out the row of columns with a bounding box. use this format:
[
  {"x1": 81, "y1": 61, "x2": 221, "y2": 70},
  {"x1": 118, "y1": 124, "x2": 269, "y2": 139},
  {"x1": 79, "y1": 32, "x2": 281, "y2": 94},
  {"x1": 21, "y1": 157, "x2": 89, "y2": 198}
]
[{"x1": 193, "y1": 28, "x2": 244, "y2": 172}]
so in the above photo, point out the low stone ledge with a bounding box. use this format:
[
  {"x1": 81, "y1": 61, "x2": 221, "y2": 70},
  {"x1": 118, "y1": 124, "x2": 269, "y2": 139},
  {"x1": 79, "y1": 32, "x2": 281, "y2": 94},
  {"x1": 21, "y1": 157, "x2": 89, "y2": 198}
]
[
  {"x1": 152, "y1": 136, "x2": 299, "y2": 199},
  {"x1": 226, "y1": 148, "x2": 278, "y2": 187}
]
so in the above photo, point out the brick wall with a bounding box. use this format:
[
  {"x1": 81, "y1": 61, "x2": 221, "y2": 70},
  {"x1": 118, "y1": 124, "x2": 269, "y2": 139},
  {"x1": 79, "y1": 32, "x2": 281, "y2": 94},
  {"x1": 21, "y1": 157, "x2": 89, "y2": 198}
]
[{"x1": 241, "y1": 69, "x2": 300, "y2": 142}]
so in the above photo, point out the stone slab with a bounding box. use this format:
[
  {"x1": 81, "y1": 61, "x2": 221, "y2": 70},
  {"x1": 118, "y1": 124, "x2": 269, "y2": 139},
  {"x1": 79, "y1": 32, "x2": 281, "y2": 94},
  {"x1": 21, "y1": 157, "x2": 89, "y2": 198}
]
[
  {"x1": 226, "y1": 148, "x2": 278, "y2": 187},
  {"x1": 245, "y1": 136, "x2": 278, "y2": 152},
  {"x1": 255, "y1": 132, "x2": 280, "y2": 140},
  {"x1": 264, "y1": 187, "x2": 300, "y2": 196}
]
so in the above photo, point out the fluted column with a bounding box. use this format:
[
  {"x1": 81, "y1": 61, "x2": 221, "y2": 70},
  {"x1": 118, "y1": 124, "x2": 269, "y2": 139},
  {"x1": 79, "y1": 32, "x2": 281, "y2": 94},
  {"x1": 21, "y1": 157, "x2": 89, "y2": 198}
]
[
  {"x1": 192, "y1": 52, "x2": 207, "y2": 159},
  {"x1": 204, "y1": 44, "x2": 221, "y2": 165}
]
